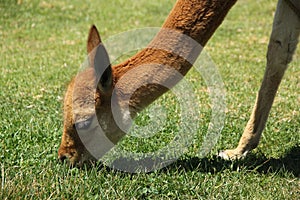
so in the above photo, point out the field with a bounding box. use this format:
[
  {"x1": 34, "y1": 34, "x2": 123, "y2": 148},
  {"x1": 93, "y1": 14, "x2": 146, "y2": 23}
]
[{"x1": 1, "y1": 0, "x2": 299, "y2": 199}]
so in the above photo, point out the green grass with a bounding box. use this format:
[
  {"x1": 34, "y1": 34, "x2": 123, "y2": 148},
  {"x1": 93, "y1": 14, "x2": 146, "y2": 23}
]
[{"x1": 1, "y1": 0, "x2": 299, "y2": 199}]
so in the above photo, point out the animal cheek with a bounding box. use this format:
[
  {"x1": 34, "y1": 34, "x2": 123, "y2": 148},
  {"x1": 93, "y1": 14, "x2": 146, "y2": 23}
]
[{"x1": 60, "y1": 128, "x2": 78, "y2": 149}]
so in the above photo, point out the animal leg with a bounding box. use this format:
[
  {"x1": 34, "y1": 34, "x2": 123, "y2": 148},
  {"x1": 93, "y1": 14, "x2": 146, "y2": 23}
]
[{"x1": 219, "y1": 0, "x2": 300, "y2": 160}]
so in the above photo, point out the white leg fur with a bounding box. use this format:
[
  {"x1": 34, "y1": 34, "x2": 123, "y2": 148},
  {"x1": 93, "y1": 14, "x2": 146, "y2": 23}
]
[{"x1": 219, "y1": 0, "x2": 300, "y2": 160}]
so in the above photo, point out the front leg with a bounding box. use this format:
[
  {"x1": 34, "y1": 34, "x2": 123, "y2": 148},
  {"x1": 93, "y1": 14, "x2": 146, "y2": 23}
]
[{"x1": 219, "y1": 0, "x2": 300, "y2": 160}]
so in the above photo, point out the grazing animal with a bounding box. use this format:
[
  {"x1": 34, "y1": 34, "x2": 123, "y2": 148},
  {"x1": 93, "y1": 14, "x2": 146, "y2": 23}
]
[{"x1": 58, "y1": 0, "x2": 299, "y2": 166}]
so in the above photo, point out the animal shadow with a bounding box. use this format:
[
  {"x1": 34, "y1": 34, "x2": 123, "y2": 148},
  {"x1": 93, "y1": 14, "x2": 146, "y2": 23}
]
[
  {"x1": 165, "y1": 146, "x2": 300, "y2": 177},
  {"x1": 79, "y1": 146, "x2": 299, "y2": 178}
]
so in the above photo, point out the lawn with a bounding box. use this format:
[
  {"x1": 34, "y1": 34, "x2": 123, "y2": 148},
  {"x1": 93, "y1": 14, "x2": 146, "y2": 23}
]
[{"x1": 1, "y1": 0, "x2": 299, "y2": 199}]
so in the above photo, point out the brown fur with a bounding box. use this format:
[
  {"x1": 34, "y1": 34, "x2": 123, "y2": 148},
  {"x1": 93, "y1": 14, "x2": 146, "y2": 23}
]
[
  {"x1": 58, "y1": 0, "x2": 300, "y2": 164},
  {"x1": 58, "y1": 0, "x2": 237, "y2": 165}
]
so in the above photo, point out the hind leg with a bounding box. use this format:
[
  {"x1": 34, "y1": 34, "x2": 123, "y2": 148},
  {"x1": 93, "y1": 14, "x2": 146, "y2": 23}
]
[{"x1": 219, "y1": 0, "x2": 300, "y2": 160}]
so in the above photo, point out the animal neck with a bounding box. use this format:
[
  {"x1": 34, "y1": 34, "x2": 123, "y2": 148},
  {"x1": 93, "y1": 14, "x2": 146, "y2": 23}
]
[{"x1": 111, "y1": 0, "x2": 237, "y2": 114}]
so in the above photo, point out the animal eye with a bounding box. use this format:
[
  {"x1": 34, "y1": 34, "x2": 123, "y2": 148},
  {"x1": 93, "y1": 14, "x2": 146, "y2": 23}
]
[{"x1": 74, "y1": 117, "x2": 93, "y2": 130}]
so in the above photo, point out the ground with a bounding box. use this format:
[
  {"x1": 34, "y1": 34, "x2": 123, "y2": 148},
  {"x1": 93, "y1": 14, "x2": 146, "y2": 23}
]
[{"x1": 0, "y1": 0, "x2": 299, "y2": 199}]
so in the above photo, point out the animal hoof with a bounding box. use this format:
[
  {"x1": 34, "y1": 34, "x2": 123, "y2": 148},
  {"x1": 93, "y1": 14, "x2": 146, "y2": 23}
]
[{"x1": 218, "y1": 149, "x2": 248, "y2": 160}]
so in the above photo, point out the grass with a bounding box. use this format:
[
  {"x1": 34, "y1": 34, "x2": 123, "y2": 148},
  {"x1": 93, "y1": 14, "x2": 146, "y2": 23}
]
[{"x1": 1, "y1": 0, "x2": 299, "y2": 199}]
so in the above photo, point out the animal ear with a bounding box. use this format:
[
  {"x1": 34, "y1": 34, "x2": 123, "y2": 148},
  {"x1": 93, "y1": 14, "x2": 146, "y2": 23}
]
[
  {"x1": 94, "y1": 43, "x2": 113, "y2": 93},
  {"x1": 87, "y1": 25, "x2": 101, "y2": 54},
  {"x1": 87, "y1": 25, "x2": 113, "y2": 93}
]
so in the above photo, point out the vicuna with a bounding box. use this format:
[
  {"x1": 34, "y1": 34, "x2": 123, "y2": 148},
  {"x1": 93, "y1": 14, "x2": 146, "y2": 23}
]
[{"x1": 58, "y1": 0, "x2": 300, "y2": 166}]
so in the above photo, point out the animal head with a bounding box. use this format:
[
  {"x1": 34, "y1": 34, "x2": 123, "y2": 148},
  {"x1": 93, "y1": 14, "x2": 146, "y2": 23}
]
[
  {"x1": 56, "y1": 0, "x2": 238, "y2": 167},
  {"x1": 58, "y1": 25, "x2": 125, "y2": 166}
]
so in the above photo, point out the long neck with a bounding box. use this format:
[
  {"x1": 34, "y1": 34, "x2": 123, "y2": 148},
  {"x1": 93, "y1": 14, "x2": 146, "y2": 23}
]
[{"x1": 112, "y1": 0, "x2": 237, "y2": 113}]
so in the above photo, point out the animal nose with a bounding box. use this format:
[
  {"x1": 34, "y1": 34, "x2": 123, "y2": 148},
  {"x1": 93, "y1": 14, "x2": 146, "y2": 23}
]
[{"x1": 58, "y1": 154, "x2": 68, "y2": 163}]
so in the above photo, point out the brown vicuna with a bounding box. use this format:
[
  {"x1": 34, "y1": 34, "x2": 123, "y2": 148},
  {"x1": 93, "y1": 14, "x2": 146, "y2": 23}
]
[
  {"x1": 58, "y1": 0, "x2": 300, "y2": 166},
  {"x1": 58, "y1": 0, "x2": 237, "y2": 166}
]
